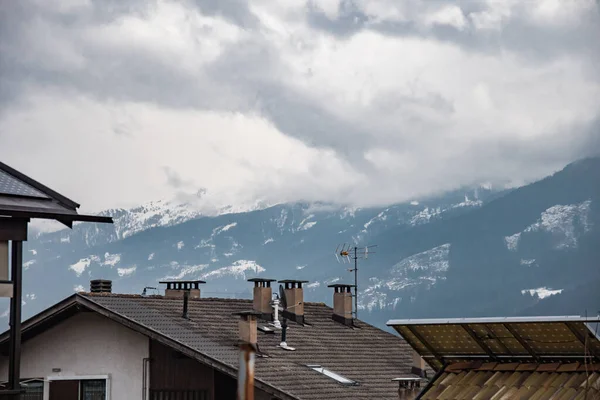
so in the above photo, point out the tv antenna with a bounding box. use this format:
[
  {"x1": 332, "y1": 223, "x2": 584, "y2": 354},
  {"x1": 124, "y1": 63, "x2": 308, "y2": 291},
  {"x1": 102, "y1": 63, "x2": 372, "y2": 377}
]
[{"x1": 334, "y1": 244, "x2": 377, "y2": 320}]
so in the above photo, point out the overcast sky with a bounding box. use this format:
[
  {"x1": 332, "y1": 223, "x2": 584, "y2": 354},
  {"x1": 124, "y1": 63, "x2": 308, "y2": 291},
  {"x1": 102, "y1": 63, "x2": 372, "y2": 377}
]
[{"x1": 1, "y1": 0, "x2": 599, "y2": 212}]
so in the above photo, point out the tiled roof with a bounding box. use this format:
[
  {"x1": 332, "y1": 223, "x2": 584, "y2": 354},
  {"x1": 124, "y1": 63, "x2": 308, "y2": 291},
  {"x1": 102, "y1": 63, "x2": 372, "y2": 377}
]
[
  {"x1": 80, "y1": 293, "x2": 418, "y2": 400},
  {"x1": 420, "y1": 361, "x2": 600, "y2": 400}
]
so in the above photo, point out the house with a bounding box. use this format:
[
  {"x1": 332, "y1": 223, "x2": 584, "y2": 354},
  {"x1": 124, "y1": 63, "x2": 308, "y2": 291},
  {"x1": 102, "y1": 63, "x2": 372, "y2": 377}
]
[
  {"x1": 387, "y1": 316, "x2": 600, "y2": 399},
  {"x1": 0, "y1": 279, "x2": 427, "y2": 400},
  {"x1": 0, "y1": 161, "x2": 112, "y2": 397}
]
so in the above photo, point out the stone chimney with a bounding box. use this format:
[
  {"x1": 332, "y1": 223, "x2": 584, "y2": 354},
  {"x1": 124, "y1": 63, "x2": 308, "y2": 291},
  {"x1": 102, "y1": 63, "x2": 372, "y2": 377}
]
[
  {"x1": 90, "y1": 279, "x2": 112, "y2": 294},
  {"x1": 278, "y1": 280, "x2": 308, "y2": 324},
  {"x1": 234, "y1": 310, "x2": 261, "y2": 346},
  {"x1": 328, "y1": 284, "x2": 354, "y2": 326},
  {"x1": 248, "y1": 278, "x2": 276, "y2": 320},
  {"x1": 159, "y1": 280, "x2": 205, "y2": 299}
]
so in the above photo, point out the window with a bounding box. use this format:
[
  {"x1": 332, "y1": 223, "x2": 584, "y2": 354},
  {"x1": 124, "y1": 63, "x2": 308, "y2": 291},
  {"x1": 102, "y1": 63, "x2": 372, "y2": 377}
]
[
  {"x1": 81, "y1": 380, "x2": 106, "y2": 400},
  {"x1": 21, "y1": 379, "x2": 44, "y2": 400},
  {"x1": 306, "y1": 365, "x2": 358, "y2": 385}
]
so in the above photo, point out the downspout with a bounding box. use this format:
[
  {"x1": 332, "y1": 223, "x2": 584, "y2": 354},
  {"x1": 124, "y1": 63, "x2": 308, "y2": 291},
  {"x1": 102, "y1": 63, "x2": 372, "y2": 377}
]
[
  {"x1": 237, "y1": 343, "x2": 256, "y2": 400},
  {"x1": 142, "y1": 358, "x2": 150, "y2": 400}
]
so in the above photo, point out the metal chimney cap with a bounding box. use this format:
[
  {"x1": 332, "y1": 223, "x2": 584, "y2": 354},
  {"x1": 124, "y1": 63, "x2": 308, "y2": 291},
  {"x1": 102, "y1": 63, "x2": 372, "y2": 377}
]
[
  {"x1": 278, "y1": 279, "x2": 309, "y2": 284},
  {"x1": 247, "y1": 278, "x2": 277, "y2": 282},
  {"x1": 327, "y1": 283, "x2": 356, "y2": 288},
  {"x1": 158, "y1": 280, "x2": 206, "y2": 284}
]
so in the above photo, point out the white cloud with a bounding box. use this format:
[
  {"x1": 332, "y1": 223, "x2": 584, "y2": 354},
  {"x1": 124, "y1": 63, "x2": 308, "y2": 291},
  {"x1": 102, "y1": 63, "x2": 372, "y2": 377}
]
[{"x1": 0, "y1": 0, "x2": 598, "y2": 211}]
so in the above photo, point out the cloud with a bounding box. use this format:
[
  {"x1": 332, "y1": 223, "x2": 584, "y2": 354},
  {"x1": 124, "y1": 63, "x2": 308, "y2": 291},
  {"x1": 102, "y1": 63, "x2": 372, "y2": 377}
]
[{"x1": 0, "y1": 0, "x2": 598, "y2": 212}]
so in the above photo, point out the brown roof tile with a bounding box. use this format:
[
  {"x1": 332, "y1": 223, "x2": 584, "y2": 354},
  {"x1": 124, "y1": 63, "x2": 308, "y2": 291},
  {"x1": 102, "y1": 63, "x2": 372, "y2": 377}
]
[
  {"x1": 80, "y1": 293, "x2": 418, "y2": 400},
  {"x1": 419, "y1": 363, "x2": 600, "y2": 400}
]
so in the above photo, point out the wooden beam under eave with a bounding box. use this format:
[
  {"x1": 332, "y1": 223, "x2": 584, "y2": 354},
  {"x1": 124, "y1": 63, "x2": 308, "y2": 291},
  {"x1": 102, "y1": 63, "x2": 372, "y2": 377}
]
[{"x1": 0, "y1": 218, "x2": 28, "y2": 241}]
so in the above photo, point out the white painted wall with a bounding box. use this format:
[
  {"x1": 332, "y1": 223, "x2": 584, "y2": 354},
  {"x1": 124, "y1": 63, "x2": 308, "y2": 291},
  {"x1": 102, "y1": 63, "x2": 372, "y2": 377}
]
[{"x1": 0, "y1": 312, "x2": 149, "y2": 400}]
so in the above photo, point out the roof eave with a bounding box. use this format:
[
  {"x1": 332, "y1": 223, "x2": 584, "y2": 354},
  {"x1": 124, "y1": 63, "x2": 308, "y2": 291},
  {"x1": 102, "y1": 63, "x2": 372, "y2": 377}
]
[
  {"x1": 0, "y1": 294, "x2": 80, "y2": 345},
  {"x1": 0, "y1": 209, "x2": 112, "y2": 224},
  {"x1": 386, "y1": 315, "x2": 600, "y2": 326}
]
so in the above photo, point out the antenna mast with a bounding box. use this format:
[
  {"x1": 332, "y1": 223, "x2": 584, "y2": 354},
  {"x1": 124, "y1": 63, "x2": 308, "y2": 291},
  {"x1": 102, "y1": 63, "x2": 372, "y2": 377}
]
[{"x1": 334, "y1": 244, "x2": 377, "y2": 321}]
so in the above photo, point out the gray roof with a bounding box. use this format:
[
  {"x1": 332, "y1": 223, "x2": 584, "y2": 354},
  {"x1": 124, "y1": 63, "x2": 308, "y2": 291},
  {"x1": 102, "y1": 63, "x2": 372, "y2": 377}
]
[
  {"x1": 77, "y1": 293, "x2": 417, "y2": 400},
  {"x1": 0, "y1": 161, "x2": 112, "y2": 225}
]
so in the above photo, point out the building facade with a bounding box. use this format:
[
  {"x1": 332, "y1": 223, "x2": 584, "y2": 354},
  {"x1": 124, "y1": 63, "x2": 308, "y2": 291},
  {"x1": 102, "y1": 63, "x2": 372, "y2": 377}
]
[{"x1": 0, "y1": 279, "x2": 425, "y2": 400}]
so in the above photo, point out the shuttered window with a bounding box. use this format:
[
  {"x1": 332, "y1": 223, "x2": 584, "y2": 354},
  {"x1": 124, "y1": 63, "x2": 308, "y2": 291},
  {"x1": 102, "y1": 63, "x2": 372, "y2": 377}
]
[
  {"x1": 81, "y1": 380, "x2": 107, "y2": 400},
  {"x1": 21, "y1": 380, "x2": 44, "y2": 400}
]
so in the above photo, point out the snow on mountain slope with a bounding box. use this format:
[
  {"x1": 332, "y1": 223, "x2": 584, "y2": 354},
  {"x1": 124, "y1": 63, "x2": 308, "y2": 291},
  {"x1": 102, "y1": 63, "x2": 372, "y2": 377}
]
[
  {"x1": 359, "y1": 244, "x2": 451, "y2": 311},
  {"x1": 105, "y1": 200, "x2": 204, "y2": 239},
  {"x1": 505, "y1": 200, "x2": 592, "y2": 251},
  {"x1": 199, "y1": 260, "x2": 265, "y2": 281}
]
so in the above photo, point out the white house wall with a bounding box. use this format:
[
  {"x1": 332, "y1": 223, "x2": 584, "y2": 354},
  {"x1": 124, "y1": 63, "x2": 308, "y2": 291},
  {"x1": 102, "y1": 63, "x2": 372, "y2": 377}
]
[{"x1": 0, "y1": 312, "x2": 149, "y2": 400}]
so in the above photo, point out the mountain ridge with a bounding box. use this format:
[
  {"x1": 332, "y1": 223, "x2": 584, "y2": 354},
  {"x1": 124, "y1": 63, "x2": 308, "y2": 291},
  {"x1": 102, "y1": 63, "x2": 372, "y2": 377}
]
[{"x1": 4, "y1": 157, "x2": 599, "y2": 330}]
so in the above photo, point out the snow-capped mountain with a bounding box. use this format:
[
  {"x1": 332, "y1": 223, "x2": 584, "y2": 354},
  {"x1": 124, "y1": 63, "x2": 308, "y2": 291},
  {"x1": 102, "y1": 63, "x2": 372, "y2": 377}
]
[{"x1": 6, "y1": 157, "x2": 600, "y2": 331}]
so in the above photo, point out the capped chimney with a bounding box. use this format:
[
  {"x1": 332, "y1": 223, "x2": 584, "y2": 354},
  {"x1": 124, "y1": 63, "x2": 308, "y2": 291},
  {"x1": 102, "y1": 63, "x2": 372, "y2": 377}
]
[
  {"x1": 234, "y1": 310, "x2": 261, "y2": 346},
  {"x1": 90, "y1": 279, "x2": 112, "y2": 293},
  {"x1": 328, "y1": 284, "x2": 354, "y2": 326},
  {"x1": 278, "y1": 280, "x2": 308, "y2": 324},
  {"x1": 159, "y1": 280, "x2": 205, "y2": 299},
  {"x1": 248, "y1": 278, "x2": 276, "y2": 320}
]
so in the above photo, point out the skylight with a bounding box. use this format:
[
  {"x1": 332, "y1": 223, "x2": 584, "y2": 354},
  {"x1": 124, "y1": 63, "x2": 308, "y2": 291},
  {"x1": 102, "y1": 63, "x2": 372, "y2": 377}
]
[{"x1": 307, "y1": 365, "x2": 357, "y2": 385}]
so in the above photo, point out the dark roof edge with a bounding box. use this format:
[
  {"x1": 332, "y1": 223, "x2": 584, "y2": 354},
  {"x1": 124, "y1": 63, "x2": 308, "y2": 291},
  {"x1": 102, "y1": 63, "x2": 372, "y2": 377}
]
[
  {"x1": 0, "y1": 294, "x2": 80, "y2": 344},
  {"x1": 0, "y1": 161, "x2": 80, "y2": 209},
  {"x1": 0, "y1": 207, "x2": 113, "y2": 224},
  {"x1": 387, "y1": 315, "x2": 600, "y2": 326}
]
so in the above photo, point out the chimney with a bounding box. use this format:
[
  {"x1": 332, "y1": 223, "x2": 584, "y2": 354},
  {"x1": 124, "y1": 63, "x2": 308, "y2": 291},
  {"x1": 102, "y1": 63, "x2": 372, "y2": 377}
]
[
  {"x1": 234, "y1": 310, "x2": 261, "y2": 346},
  {"x1": 328, "y1": 284, "x2": 354, "y2": 326},
  {"x1": 90, "y1": 279, "x2": 112, "y2": 293},
  {"x1": 248, "y1": 278, "x2": 276, "y2": 320},
  {"x1": 278, "y1": 280, "x2": 308, "y2": 324},
  {"x1": 159, "y1": 280, "x2": 205, "y2": 299}
]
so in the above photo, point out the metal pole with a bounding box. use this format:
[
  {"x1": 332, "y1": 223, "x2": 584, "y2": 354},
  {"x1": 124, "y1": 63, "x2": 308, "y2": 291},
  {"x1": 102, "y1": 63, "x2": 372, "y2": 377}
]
[
  {"x1": 8, "y1": 240, "x2": 23, "y2": 394},
  {"x1": 354, "y1": 246, "x2": 358, "y2": 320},
  {"x1": 237, "y1": 343, "x2": 255, "y2": 400},
  {"x1": 182, "y1": 290, "x2": 189, "y2": 319}
]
